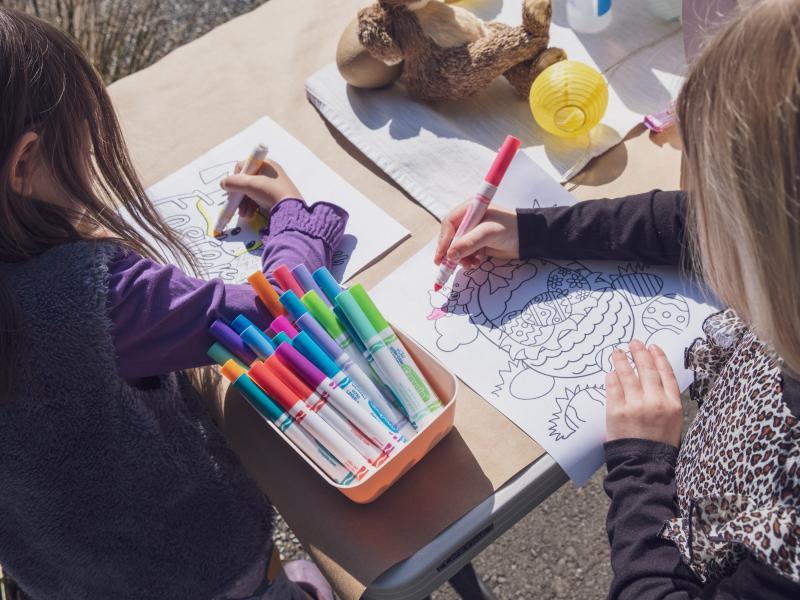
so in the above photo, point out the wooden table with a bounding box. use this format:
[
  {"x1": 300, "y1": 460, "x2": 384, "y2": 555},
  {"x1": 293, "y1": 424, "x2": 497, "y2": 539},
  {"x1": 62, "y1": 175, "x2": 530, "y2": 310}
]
[{"x1": 108, "y1": 1, "x2": 681, "y2": 597}]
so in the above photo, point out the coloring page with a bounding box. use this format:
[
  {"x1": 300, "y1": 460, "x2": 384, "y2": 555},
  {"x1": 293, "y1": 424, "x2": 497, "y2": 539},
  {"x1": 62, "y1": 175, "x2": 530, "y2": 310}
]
[
  {"x1": 145, "y1": 117, "x2": 409, "y2": 283},
  {"x1": 371, "y1": 154, "x2": 718, "y2": 484}
]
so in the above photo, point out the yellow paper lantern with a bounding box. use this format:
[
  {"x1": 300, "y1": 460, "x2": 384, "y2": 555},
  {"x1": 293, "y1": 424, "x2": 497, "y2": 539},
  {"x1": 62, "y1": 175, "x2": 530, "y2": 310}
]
[{"x1": 529, "y1": 60, "x2": 609, "y2": 138}]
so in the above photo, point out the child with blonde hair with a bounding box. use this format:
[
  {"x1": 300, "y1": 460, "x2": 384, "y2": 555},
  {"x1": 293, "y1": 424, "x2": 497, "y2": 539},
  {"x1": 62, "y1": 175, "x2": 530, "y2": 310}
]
[{"x1": 437, "y1": 1, "x2": 800, "y2": 597}]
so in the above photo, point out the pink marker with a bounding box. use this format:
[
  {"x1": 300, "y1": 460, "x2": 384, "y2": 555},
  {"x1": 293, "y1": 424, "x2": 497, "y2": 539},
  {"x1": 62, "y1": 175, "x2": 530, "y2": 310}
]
[
  {"x1": 433, "y1": 135, "x2": 520, "y2": 292},
  {"x1": 271, "y1": 315, "x2": 299, "y2": 339},
  {"x1": 264, "y1": 353, "x2": 385, "y2": 465},
  {"x1": 275, "y1": 342, "x2": 397, "y2": 462},
  {"x1": 273, "y1": 264, "x2": 305, "y2": 298}
]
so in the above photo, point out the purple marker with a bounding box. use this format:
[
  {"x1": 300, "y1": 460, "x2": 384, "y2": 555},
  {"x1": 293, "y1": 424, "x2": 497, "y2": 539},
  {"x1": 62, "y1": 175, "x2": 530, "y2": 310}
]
[
  {"x1": 271, "y1": 315, "x2": 299, "y2": 339},
  {"x1": 296, "y1": 313, "x2": 411, "y2": 436},
  {"x1": 274, "y1": 342, "x2": 393, "y2": 464},
  {"x1": 209, "y1": 320, "x2": 257, "y2": 365},
  {"x1": 291, "y1": 264, "x2": 332, "y2": 307}
]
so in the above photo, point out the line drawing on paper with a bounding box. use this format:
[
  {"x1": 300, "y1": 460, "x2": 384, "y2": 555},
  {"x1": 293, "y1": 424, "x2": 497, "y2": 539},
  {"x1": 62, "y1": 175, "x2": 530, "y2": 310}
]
[{"x1": 426, "y1": 258, "x2": 691, "y2": 441}]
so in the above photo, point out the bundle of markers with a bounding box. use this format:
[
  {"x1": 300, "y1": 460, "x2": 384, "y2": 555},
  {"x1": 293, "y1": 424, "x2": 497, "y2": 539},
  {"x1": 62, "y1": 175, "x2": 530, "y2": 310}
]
[{"x1": 207, "y1": 264, "x2": 443, "y2": 486}]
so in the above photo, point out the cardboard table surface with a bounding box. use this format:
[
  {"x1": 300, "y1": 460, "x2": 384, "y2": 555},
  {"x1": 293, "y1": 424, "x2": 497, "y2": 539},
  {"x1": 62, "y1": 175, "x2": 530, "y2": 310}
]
[{"x1": 108, "y1": 1, "x2": 681, "y2": 597}]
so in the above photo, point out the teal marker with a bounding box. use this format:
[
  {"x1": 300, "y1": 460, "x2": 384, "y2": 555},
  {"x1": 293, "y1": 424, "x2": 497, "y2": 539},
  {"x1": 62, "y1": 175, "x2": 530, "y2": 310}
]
[
  {"x1": 279, "y1": 289, "x2": 309, "y2": 322},
  {"x1": 273, "y1": 331, "x2": 293, "y2": 347},
  {"x1": 350, "y1": 284, "x2": 441, "y2": 415},
  {"x1": 312, "y1": 266, "x2": 345, "y2": 305},
  {"x1": 337, "y1": 291, "x2": 437, "y2": 428},
  {"x1": 220, "y1": 360, "x2": 353, "y2": 485},
  {"x1": 207, "y1": 342, "x2": 247, "y2": 370}
]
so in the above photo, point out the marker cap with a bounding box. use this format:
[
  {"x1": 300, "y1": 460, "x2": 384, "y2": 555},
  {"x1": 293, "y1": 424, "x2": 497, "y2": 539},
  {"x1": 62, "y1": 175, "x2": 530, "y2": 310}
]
[
  {"x1": 312, "y1": 267, "x2": 344, "y2": 304},
  {"x1": 247, "y1": 271, "x2": 286, "y2": 318},
  {"x1": 207, "y1": 342, "x2": 247, "y2": 370},
  {"x1": 336, "y1": 291, "x2": 379, "y2": 346},
  {"x1": 485, "y1": 135, "x2": 521, "y2": 187},
  {"x1": 264, "y1": 354, "x2": 314, "y2": 400},
  {"x1": 296, "y1": 313, "x2": 343, "y2": 361},
  {"x1": 222, "y1": 360, "x2": 284, "y2": 422},
  {"x1": 209, "y1": 320, "x2": 257, "y2": 365},
  {"x1": 241, "y1": 326, "x2": 275, "y2": 359},
  {"x1": 221, "y1": 359, "x2": 246, "y2": 382},
  {"x1": 230, "y1": 314, "x2": 258, "y2": 335},
  {"x1": 280, "y1": 290, "x2": 309, "y2": 321},
  {"x1": 273, "y1": 332, "x2": 293, "y2": 347},
  {"x1": 273, "y1": 264, "x2": 305, "y2": 297},
  {"x1": 302, "y1": 291, "x2": 344, "y2": 339},
  {"x1": 349, "y1": 284, "x2": 390, "y2": 333},
  {"x1": 249, "y1": 361, "x2": 299, "y2": 412},
  {"x1": 275, "y1": 341, "x2": 326, "y2": 388},
  {"x1": 271, "y1": 315, "x2": 298, "y2": 339},
  {"x1": 292, "y1": 331, "x2": 339, "y2": 379},
  {"x1": 291, "y1": 264, "x2": 331, "y2": 305}
]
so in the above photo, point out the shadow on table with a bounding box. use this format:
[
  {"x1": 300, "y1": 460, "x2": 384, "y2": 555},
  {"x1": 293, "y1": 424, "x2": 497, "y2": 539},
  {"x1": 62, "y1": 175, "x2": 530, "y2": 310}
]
[{"x1": 221, "y1": 385, "x2": 495, "y2": 588}]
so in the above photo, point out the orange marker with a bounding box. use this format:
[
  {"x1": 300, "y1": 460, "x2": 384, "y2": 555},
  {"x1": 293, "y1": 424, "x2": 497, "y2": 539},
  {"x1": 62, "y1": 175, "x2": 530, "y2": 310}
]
[
  {"x1": 273, "y1": 264, "x2": 305, "y2": 298},
  {"x1": 247, "y1": 271, "x2": 286, "y2": 318},
  {"x1": 250, "y1": 361, "x2": 371, "y2": 479}
]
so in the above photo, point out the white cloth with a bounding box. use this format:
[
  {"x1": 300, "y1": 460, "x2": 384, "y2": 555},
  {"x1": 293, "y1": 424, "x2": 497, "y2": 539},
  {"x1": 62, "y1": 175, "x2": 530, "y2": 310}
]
[{"x1": 305, "y1": 0, "x2": 687, "y2": 220}]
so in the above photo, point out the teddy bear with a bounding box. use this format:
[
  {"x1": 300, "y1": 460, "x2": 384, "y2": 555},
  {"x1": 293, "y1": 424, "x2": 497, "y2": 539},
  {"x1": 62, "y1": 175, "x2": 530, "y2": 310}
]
[{"x1": 336, "y1": 0, "x2": 566, "y2": 102}]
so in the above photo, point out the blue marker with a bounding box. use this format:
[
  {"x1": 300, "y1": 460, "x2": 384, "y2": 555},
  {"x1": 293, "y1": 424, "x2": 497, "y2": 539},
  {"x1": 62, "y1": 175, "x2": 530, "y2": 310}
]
[
  {"x1": 313, "y1": 266, "x2": 345, "y2": 305},
  {"x1": 230, "y1": 314, "x2": 259, "y2": 335},
  {"x1": 241, "y1": 326, "x2": 275, "y2": 359},
  {"x1": 279, "y1": 290, "x2": 309, "y2": 322}
]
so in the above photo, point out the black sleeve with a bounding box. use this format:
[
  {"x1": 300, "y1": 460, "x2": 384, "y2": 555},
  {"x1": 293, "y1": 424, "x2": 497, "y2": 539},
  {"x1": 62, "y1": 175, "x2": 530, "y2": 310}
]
[
  {"x1": 603, "y1": 439, "x2": 800, "y2": 600},
  {"x1": 517, "y1": 190, "x2": 687, "y2": 266}
]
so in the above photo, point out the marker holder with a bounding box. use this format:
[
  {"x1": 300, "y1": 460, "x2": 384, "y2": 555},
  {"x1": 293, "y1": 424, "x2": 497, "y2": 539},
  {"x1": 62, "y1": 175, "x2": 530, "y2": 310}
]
[{"x1": 231, "y1": 327, "x2": 457, "y2": 503}]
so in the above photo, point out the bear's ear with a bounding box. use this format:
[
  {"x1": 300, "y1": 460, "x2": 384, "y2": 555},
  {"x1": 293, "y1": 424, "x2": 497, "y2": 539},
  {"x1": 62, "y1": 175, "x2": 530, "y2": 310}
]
[{"x1": 358, "y1": 5, "x2": 404, "y2": 66}]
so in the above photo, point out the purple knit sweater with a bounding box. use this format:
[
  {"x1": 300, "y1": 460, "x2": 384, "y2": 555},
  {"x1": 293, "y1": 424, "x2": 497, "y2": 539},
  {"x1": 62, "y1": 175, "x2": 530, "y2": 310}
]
[{"x1": 107, "y1": 198, "x2": 348, "y2": 380}]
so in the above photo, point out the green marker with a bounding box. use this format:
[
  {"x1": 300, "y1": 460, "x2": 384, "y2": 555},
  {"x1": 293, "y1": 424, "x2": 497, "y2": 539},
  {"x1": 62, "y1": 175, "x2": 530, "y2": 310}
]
[
  {"x1": 302, "y1": 290, "x2": 380, "y2": 385},
  {"x1": 337, "y1": 290, "x2": 437, "y2": 428},
  {"x1": 350, "y1": 284, "x2": 441, "y2": 415},
  {"x1": 207, "y1": 342, "x2": 248, "y2": 370}
]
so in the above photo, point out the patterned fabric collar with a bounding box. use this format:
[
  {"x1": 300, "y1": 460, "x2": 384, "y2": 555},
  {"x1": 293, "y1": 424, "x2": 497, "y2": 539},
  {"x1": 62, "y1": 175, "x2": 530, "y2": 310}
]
[{"x1": 661, "y1": 310, "x2": 800, "y2": 584}]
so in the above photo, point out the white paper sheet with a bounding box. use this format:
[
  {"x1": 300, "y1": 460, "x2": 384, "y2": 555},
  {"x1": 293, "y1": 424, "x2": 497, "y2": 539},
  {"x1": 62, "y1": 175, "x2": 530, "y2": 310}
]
[
  {"x1": 371, "y1": 154, "x2": 718, "y2": 484},
  {"x1": 305, "y1": 0, "x2": 686, "y2": 219},
  {"x1": 144, "y1": 117, "x2": 409, "y2": 282}
]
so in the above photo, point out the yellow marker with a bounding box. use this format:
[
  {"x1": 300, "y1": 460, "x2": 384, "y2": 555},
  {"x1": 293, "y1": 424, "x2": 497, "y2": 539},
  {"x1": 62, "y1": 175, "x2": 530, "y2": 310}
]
[
  {"x1": 529, "y1": 61, "x2": 608, "y2": 138},
  {"x1": 212, "y1": 143, "x2": 269, "y2": 237}
]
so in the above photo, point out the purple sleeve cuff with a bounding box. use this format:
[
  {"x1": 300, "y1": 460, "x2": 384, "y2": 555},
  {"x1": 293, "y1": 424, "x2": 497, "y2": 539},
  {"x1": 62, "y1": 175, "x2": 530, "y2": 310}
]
[
  {"x1": 264, "y1": 199, "x2": 348, "y2": 250},
  {"x1": 260, "y1": 198, "x2": 349, "y2": 278}
]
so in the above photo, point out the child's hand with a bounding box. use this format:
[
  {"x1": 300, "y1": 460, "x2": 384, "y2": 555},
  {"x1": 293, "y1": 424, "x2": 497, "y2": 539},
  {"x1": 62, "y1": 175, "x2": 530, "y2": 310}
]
[
  {"x1": 605, "y1": 340, "x2": 683, "y2": 448},
  {"x1": 434, "y1": 204, "x2": 519, "y2": 270},
  {"x1": 220, "y1": 159, "x2": 302, "y2": 219}
]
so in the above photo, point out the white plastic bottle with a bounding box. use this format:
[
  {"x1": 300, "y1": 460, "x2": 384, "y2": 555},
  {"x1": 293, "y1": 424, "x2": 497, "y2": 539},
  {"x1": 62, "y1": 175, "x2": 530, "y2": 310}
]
[{"x1": 567, "y1": 0, "x2": 613, "y2": 34}]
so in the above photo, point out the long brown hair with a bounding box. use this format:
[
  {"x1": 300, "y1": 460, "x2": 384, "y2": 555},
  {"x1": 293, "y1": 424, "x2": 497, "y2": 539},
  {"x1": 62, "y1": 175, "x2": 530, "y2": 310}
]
[
  {"x1": 678, "y1": 0, "x2": 800, "y2": 373},
  {"x1": 0, "y1": 8, "x2": 196, "y2": 397}
]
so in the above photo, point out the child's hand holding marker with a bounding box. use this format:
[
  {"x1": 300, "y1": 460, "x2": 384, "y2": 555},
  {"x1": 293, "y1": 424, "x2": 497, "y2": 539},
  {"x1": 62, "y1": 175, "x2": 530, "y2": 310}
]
[
  {"x1": 432, "y1": 135, "x2": 520, "y2": 291},
  {"x1": 434, "y1": 204, "x2": 519, "y2": 271},
  {"x1": 214, "y1": 146, "x2": 302, "y2": 235}
]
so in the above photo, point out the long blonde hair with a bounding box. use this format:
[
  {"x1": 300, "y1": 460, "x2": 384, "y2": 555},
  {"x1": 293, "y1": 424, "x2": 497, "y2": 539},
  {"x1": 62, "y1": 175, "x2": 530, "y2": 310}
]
[
  {"x1": 678, "y1": 0, "x2": 800, "y2": 374},
  {"x1": 0, "y1": 8, "x2": 195, "y2": 397}
]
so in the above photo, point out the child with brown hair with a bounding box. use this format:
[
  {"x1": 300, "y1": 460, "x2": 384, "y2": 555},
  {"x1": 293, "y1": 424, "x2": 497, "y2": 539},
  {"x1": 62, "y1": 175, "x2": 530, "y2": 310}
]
[
  {"x1": 0, "y1": 7, "x2": 340, "y2": 600},
  {"x1": 436, "y1": 1, "x2": 800, "y2": 597}
]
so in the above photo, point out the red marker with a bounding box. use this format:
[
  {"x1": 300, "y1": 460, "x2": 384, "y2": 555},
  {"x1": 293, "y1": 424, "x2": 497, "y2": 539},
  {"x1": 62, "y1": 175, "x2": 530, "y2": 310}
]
[
  {"x1": 433, "y1": 135, "x2": 521, "y2": 292},
  {"x1": 273, "y1": 264, "x2": 305, "y2": 298},
  {"x1": 263, "y1": 354, "x2": 382, "y2": 464},
  {"x1": 249, "y1": 360, "x2": 371, "y2": 479}
]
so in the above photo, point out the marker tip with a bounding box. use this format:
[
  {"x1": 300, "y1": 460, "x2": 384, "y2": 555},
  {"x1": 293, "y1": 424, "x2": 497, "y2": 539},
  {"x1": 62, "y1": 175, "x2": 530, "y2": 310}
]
[
  {"x1": 433, "y1": 283, "x2": 442, "y2": 292},
  {"x1": 212, "y1": 229, "x2": 224, "y2": 238}
]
